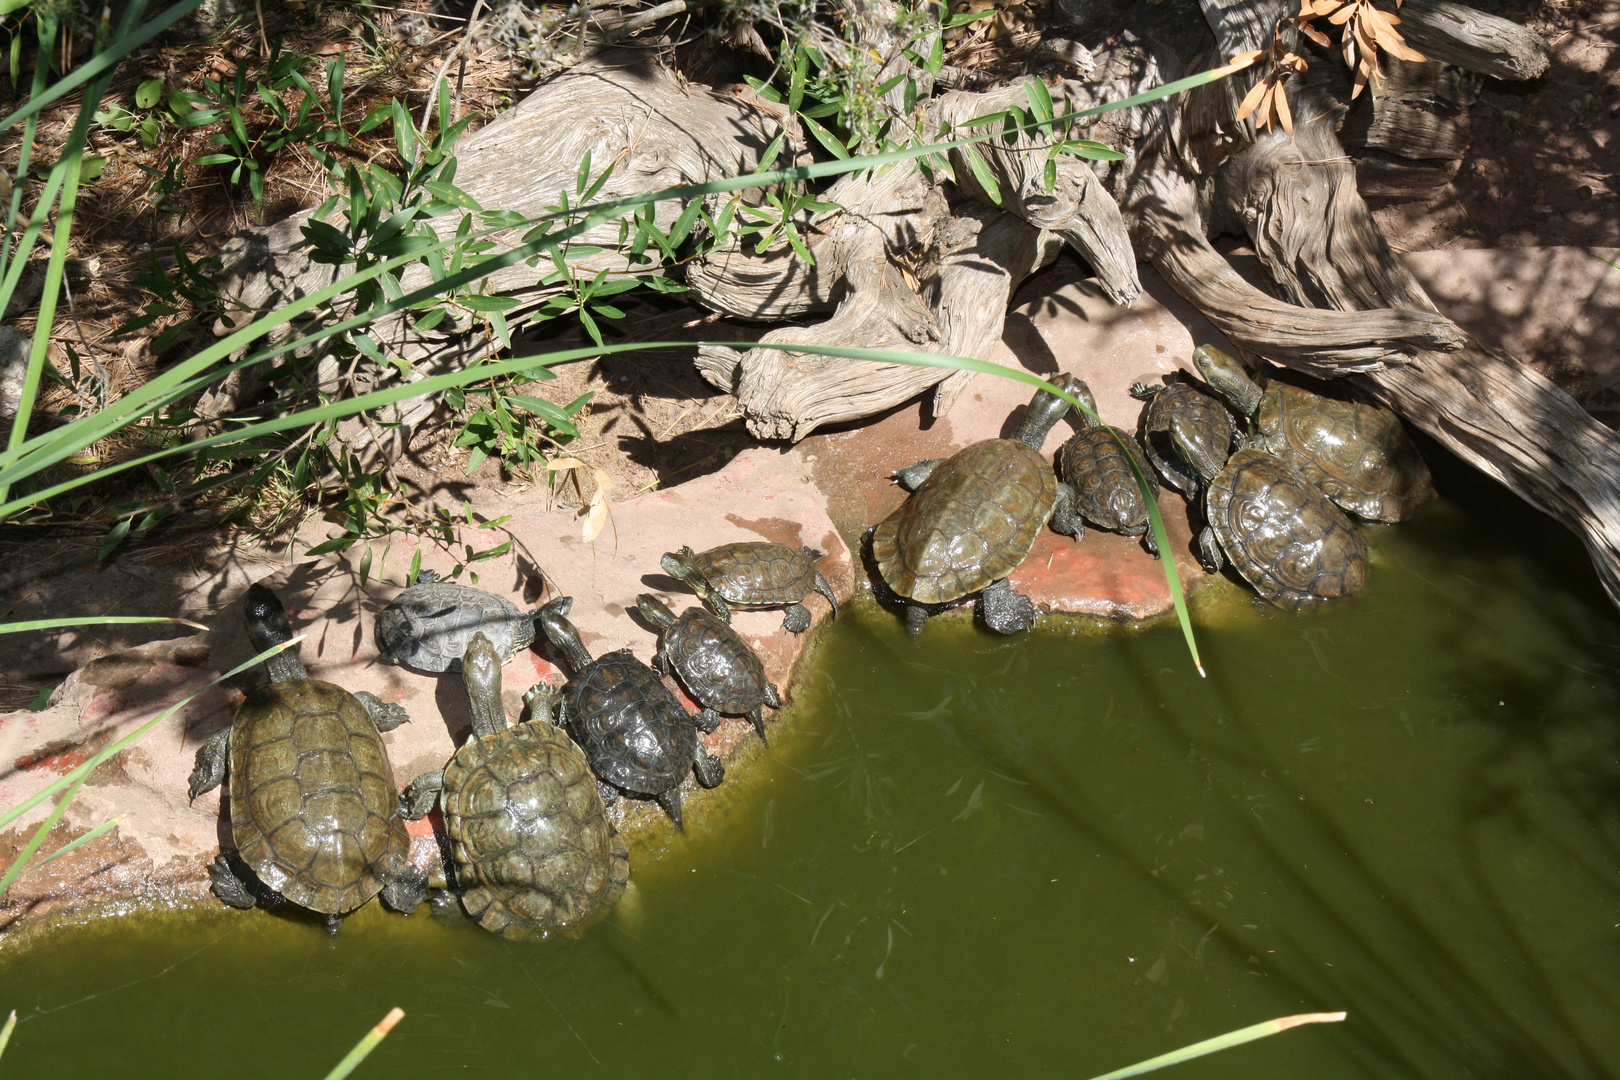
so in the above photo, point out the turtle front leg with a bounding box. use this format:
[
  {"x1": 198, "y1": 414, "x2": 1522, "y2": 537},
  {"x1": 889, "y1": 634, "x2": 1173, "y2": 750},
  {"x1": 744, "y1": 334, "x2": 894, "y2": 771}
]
[
  {"x1": 356, "y1": 691, "x2": 411, "y2": 733},
  {"x1": 979, "y1": 577, "x2": 1036, "y2": 635},
  {"x1": 401, "y1": 771, "x2": 445, "y2": 820},
  {"x1": 893, "y1": 459, "x2": 944, "y2": 490},
  {"x1": 1048, "y1": 483, "x2": 1085, "y2": 540},
  {"x1": 781, "y1": 602, "x2": 812, "y2": 634},
  {"x1": 693, "y1": 707, "x2": 723, "y2": 734},
  {"x1": 380, "y1": 866, "x2": 429, "y2": 915},
  {"x1": 693, "y1": 745, "x2": 725, "y2": 789},
  {"x1": 706, "y1": 592, "x2": 733, "y2": 624},
  {"x1": 188, "y1": 728, "x2": 232, "y2": 800},
  {"x1": 208, "y1": 853, "x2": 258, "y2": 910}
]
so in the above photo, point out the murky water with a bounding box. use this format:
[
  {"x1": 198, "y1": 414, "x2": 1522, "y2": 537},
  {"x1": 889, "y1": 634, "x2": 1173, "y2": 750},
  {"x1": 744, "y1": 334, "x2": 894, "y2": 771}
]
[{"x1": 4, "y1": 460, "x2": 1619, "y2": 1079}]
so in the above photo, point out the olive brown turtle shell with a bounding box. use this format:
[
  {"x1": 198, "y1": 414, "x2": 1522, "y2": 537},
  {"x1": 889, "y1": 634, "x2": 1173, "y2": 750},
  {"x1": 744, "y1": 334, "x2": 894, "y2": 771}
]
[
  {"x1": 871, "y1": 439, "x2": 1058, "y2": 605},
  {"x1": 564, "y1": 650, "x2": 698, "y2": 797},
  {"x1": 1206, "y1": 448, "x2": 1368, "y2": 612},
  {"x1": 1057, "y1": 426, "x2": 1159, "y2": 537},
  {"x1": 440, "y1": 720, "x2": 628, "y2": 939},
  {"x1": 376, "y1": 578, "x2": 534, "y2": 673},
  {"x1": 682, "y1": 543, "x2": 824, "y2": 607},
  {"x1": 228, "y1": 679, "x2": 411, "y2": 915},
  {"x1": 1251, "y1": 382, "x2": 1435, "y2": 522},
  {"x1": 1136, "y1": 381, "x2": 1234, "y2": 498}
]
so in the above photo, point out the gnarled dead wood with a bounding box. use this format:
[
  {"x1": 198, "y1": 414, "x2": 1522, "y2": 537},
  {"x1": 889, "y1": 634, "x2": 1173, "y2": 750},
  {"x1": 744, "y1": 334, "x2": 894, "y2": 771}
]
[{"x1": 1397, "y1": 0, "x2": 1552, "y2": 81}]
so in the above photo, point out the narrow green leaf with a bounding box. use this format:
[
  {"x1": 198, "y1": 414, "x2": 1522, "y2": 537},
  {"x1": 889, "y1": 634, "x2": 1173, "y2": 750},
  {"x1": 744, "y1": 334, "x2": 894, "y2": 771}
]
[
  {"x1": 321, "y1": 1007, "x2": 406, "y2": 1080},
  {"x1": 0, "y1": 1008, "x2": 14, "y2": 1060},
  {"x1": 0, "y1": 615, "x2": 208, "y2": 636},
  {"x1": 28, "y1": 817, "x2": 120, "y2": 872},
  {"x1": 1082, "y1": 1012, "x2": 1346, "y2": 1080},
  {"x1": 1025, "y1": 77, "x2": 1055, "y2": 122},
  {"x1": 964, "y1": 146, "x2": 1001, "y2": 204}
]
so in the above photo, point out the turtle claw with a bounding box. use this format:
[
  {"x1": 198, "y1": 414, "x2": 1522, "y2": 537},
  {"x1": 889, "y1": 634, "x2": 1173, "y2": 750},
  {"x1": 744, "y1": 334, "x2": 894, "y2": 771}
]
[
  {"x1": 208, "y1": 854, "x2": 257, "y2": 910},
  {"x1": 781, "y1": 603, "x2": 812, "y2": 634},
  {"x1": 380, "y1": 867, "x2": 429, "y2": 916},
  {"x1": 695, "y1": 708, "x2": 723, "y2": 735},
  {"x1": 980, "y1": 578, "x2": 1035, "y2": 635}
]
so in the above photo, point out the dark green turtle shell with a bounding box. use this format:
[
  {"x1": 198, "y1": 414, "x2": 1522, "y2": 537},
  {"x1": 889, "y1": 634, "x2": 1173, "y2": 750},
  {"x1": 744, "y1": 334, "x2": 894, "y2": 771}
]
[
  {"x1": 871, "y1": 439, "x2": 1057, "y2": 605},
  {"x1": 376, "y1": 581, "x2": 534, "y2": 673},
  {"x1": 228, "y1": 679, "x2": 410, "y2": 915},
  {"x1": 1252, "y1": 382, "x2": 1435, "y2": 522},
  {"x1": 1056, "y1": 426, "x2": 1159, "y2": 534},
  {"x1": 1138, "y1": 381, "x2": 1234, "y2": 497},
  {"x1": 657, "y1": 605, "x2": 771, "y2": 715},
  {"x1": 1206, "y1": 448, "x2": 1368, "y2": 611},
  {"x1": 685, "y1": 543, "x2": 823, "y2": 607},
  {"x1": 564, "y1": 650, "x2": 696, "y2": 796},
  {"x1": 440, "y1": 719, "x2": 628, "y2": 939}
]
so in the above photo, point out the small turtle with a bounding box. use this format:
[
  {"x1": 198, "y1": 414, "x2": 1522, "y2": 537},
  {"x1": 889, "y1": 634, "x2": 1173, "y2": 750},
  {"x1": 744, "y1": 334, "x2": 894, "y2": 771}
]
[
  {"x1": 870, "y1": 375, "x2": 1086, "y2": 635},
  {"x1": 1054, "y1": 377, "x2": 1161, "y2": 556},
  {"x1": 376, "y1": 570, "x2": 538, "y2": 673},
  {"x1": 1192, "y1": 344, "x2": 1436, "y2": 522},
  {"x1": 637, "y1": 593, "x2": 781, "y2": 746},
  {"x1": 402, "y1": 632, "x2": 628, "y2": 940},
  {"x1": 1130, "y1": 373, "x2": 1235, "y2": 501},
  {"x1": 539, "y1": 597, "x2": 724, "y2": 829},
  {"x1": 662, "y1": 543, "x2": 838, "y2": 634},
  {"x1": 1196, "y1": 447, "x2": 1368, "y2": 611},
  {"x1": 188, "y1": 585, "x2": 425, "y2": 933}
]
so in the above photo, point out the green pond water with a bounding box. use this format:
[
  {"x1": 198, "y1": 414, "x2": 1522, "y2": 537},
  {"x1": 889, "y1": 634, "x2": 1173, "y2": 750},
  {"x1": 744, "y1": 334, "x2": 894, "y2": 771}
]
[{"x1": 4, "y1": 460, "x2": 1620, "y2": 1080}]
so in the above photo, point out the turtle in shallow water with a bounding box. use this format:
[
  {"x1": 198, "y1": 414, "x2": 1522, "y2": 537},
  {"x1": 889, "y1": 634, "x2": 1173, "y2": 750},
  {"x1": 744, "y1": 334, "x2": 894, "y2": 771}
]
[
  {"x1": 1054, "y1": 377, "x2": 1161, "y2": 556},
  {"x1": 376, "y1": 570, "x2": 538, "y2": 673},
  {"x1": 638, "y1": 593, "x2": 781, "y2": 746},
  {"x1": 1129, "y1": 373, "x2": 1235, "y2": 501},
  {"x1": 869, "y1": 374, "x2": 1085, "y2": 636},
  {"x1": 661, "y1": 543, "x2": 838, "y2": 634},
  {"x1": 188, "y1": 584, "x2": 426, "y2": 933},
  {"x1": 539, "y1": 597, "x2": 724, "y2": 829},
  {"x1": 1191, "y1": 343, "x2": 1436, "y2": 522},
  {"x1": 402, "y1": 632, "x2": 628, "y2": 940}
]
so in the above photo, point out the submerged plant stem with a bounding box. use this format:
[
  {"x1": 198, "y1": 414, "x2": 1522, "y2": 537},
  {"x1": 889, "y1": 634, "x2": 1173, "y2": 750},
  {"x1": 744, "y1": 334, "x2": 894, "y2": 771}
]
[
  {"x1": 1082, "y1": 1011, "x2": 1348, "y2": 1080},
  {"x1": 322, "y1": 1007, "x2": 405, "y2": 1080}
]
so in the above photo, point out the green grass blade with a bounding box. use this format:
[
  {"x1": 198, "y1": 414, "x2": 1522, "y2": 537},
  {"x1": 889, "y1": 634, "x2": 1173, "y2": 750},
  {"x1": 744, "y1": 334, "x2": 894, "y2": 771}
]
[
  {"x1": 25, "y1": 816, "x2": 120, "y2": 872},
  {"x1": 321, "y1": 1007, "x2": 404, "y2": 1080},
  {"x1": 1082, "y1": 1011, "x2": 1347, "y2": 1080},
  {"x1": 0, "y1": 635, "x2": 302, "y2": 834},
  {"x1": 0, "y1": 616, "x2": 209, "y2": 635},
  {"x1": 0, "y1": 1009, "x2": 15, "y2": 1061},
  {"x1": 0, "y1": 773, "x2": 91, "y2": 899}
]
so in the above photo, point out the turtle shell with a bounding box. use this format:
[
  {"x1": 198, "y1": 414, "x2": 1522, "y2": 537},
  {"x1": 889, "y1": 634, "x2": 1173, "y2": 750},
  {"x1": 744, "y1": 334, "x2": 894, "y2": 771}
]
[
  {"x1": 871, "y1": 439, "x2": 1057, "y2": 605},
  {"x1": 440, "y1": 720, "x2": 628, "y2": 939},
  {"x1": 228, "y1": 680, "x2": 410, "y2": 915},
  {"x1": 1057, "y1": 426, "x2": 1159, "y2": 534},
  {"x1": 1206, "y1": 448, "x2": 1368, "y2": 612},
  {"x1": 1253, "y1": 383, "x2": 1435, "y2": 522},
  {"x1": 1140, "y1": 382, "x2": 1234, "y2": 497},
  {"x1": 564, "y1": 650, "x2": 696, "y2": 796},
  {"x1": 659, "y1": 606, "x2": 771, "y2": 715},
  {"x1": 686, "y1": 543, "x2": 822, "y2": 607},
  {"x1": 377, "y1": 582, "x2": 534, "y2": 673}
]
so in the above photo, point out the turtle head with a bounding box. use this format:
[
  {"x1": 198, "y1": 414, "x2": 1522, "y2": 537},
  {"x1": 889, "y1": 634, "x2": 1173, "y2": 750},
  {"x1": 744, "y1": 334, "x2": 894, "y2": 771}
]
[
  {"x1": 636, "y1": 593, "x2": 676, "y2": 632},
  {"x1": 1014, "y1": 374, "x2": 1078, "y2": 449},
  {"x1": 538, "y1": 596, "x2": 593, "y2": 673},
  {"x1": 1068, "y1": 377, "x2": 1100, "y2": 428},
  {"x1": 462, "y1": 632, "x2": 507, "y2": 739},
  {"x1": 661, "y1": 547, "x2": 710, "y2": 599},
  {"x1": 244, "y1": 584, "x2": 306, "y2": 683},
  {"x1": 1192, "y1": 345, "x2": 1262, "y2": 417}
]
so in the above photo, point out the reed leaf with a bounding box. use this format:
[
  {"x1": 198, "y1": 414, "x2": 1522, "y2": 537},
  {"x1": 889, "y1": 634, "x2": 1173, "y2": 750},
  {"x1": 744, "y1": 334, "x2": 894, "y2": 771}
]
[
  {"x1": 321, "y1": 1007, "x2": 405, "y2": 1080},
  {"x1": 1082, "y1": 1011, "x2": 1347, "y2": 1080},
  {"x1": 0, "y1": 616, "x2": 208, "y2": 635}
]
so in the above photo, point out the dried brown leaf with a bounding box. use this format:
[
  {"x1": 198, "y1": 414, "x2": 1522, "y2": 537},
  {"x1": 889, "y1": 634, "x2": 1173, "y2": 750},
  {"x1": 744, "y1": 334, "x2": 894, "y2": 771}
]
[
  {"x1": 1275, "y1": 80, "x2": 1294, "y2": 133},
  {"x1": 1235, "y1": 75, "x2": 1272, "y2": 123}
]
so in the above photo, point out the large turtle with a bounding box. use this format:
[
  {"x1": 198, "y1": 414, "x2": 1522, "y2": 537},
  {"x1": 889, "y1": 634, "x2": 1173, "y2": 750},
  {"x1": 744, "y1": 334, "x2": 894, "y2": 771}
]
[
  {"x1": 1192, "y1": 344, "x2": 1436, "y2": 522},
  {"x1": 402, "y1": 632, "x2": 628, "y2": 939},
  {"x1": 870, "y1": 375, "x2": 1085, "y2": 635},
  {"x1": 1054, "y1": 377, "x2": 1161, "y2": 556},
  {"x1": 539, "y1": 597, "x2": 724, "y2": 829},
  {"x1": 1129, "y1": 373, "x2": 1235, "y2": 501},
  {"x1": 1196, "y1": 447, "x2": 1369, "y2": 611},
  {"x1": 661, "y1": 543, "x2": 838, "y2": 634},
  {"x1": 188, "y1": 584, "x2": 425, "y2": 933},
  {"x1": 637, "y1": 593, "x2": 781, "y2": 746},
  {"x1": 376, "y1": 570, "x2": 538, "y2": 673}
]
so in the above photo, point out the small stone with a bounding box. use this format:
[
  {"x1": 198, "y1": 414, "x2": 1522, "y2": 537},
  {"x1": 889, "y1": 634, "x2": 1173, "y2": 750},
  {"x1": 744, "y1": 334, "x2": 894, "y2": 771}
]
[{"x1": 0, "y1": 324, "x2": 29, "y2": 419}]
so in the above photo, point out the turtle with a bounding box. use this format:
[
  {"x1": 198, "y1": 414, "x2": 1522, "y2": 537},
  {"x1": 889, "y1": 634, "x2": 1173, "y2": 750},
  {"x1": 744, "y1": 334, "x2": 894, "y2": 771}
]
[
  {"x1": 1195, "y1": 447, "x2": 1369, "y2": 611},
  {"x1": 401, "y1": 631, "x2": 629, "y2": 940},
  {"x1": 1129, "y1": 372, "x2": 1235, "y2": 501},
  {"x1": 869, "y1": 374, "x2": 1086, "y2": 636},
  {"x1": 1054, "y1": 376, "x2": 1162, "y2": 556},
  {"x1": 188, "y1": 584, "x2": 426, "y2": 933},
  {"x1": 376, "y1": 570, "x2": 538, "y2": 673},
  {"x1": 1191, "y1": 343, "x2": 1436, "y2": 522},
  {"x1": 539, "y1": 596, "x2": 724, "y2": 829},
  {"x1": 637, "y1": 593, "x2": 781, "y2": 746},
  {"x1": 661, "y1": 543, "x2": 838, "y2": 634}
]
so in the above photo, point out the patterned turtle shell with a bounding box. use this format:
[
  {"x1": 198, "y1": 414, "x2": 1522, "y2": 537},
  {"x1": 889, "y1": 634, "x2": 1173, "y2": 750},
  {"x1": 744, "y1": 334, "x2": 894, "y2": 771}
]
[
  {"x1": 1132, "y1": 380, "x2": 1235, "y2": 498},
  {"x1": 440, "y1": 720, "x2": 628, "y2": 939},
  {"x1": 1057, "y1": 428, "x2": 1160, "y2": 542},
  {"x1": 564, "y1": 650, "x2": 699, "y2": 798},
  {"x1": 376, "y1": 573, "x2": 536, "y2": 673},
  {"x1": 1206, "y1": 448, "x2": 1368, "y2": 611},
  {"x1": 228, "y1": 680, "x2": 411, "y2": 915},
  {"x1": 871, "y1": 439, "x2": 1058, "y2": 605}
]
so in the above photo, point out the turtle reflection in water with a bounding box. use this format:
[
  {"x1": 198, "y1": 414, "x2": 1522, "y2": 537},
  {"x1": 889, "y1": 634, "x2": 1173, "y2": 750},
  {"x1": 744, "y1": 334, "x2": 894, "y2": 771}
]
[
  {"x1": 188, "y1": 584, "x2": 425, "y2": 933},
  {"x1": 403, "y1": 632, "x2": 628, "y2": 939}
]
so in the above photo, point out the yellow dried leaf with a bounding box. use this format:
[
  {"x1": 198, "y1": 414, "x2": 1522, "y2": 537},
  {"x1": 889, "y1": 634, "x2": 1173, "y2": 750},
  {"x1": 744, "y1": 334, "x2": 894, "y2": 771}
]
[
  {"x1": 582, "y1": 470, "x2": 612, "y2": 544},
  {"x1": 1235, "y1": 75, "x2": 1272, "y2": 123},
  {"x1": 1275, "y1": 80, "x2": 1294, "y2": 134}
]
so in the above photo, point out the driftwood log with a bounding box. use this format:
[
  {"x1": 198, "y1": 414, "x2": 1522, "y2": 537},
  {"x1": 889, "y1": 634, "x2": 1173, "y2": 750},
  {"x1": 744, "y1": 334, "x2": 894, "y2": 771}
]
[{"x1": 212, "y1": 0, "x2": 1620, "y2": 610}]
